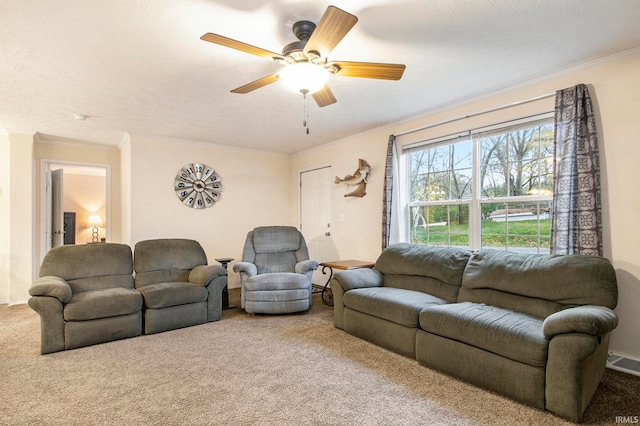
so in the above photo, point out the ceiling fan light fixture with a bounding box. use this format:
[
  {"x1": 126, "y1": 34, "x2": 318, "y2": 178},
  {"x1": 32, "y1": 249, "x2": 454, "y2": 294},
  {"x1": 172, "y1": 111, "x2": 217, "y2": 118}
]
[
  {"x1": 201, "y1": 5, "x2": 404, "y2": 107},
  {"x1": 279, "y1": 62, "x2": 329, "y2": 95}
]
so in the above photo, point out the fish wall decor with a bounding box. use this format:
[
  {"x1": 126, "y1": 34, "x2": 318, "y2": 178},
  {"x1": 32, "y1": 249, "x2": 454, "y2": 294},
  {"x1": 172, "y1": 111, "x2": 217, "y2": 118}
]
[{"x1": 335, "y1": 159, "x2": 371, "y2": 197}]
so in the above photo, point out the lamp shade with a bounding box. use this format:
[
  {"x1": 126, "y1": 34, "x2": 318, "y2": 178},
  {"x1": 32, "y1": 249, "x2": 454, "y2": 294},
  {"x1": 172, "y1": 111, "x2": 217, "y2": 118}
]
[
  {"x1": 87, "y1": 215, "x2": 103, "y2": 228},
  {"x1": 279, "y1": 62, "x2": 330, "y2": 94}
]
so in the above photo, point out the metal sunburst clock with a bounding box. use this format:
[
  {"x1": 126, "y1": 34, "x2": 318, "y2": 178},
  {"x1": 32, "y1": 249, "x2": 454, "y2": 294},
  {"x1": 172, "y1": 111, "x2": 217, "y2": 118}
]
[{"x1": 174, "y1": 163, "x2": 222, "y2": 209}]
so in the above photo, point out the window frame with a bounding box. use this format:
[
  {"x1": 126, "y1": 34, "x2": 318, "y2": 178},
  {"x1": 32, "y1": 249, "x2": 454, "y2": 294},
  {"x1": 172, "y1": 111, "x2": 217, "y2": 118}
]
[{"x1": 402, "y1": 114, "x2": 554, "y2": 253}]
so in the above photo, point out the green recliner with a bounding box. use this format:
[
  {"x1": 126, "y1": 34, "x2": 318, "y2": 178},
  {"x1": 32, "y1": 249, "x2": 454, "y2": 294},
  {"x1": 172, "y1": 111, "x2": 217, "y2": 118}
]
[{"x1": 233, "y1": 226, "x2": 318, "y2": 314}]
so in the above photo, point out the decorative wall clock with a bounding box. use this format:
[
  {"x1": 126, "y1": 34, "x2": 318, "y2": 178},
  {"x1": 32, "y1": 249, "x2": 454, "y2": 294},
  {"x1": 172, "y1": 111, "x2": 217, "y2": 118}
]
[{"x1": 174, "y1": 163, "x2": 222, "y2": 209}]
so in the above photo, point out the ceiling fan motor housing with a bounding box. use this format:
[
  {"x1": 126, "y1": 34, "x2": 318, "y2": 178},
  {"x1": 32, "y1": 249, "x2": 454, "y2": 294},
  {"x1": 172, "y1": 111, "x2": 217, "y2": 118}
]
[
  {"x1": 292, "y1": 20, "x2": 316, "y2": 41},
  {"x1": 282, "y1": 21, "x2": 317, "y2": 61},
  {"x1": 282, "y1": 41, "x2": 307, "y2": 59}
]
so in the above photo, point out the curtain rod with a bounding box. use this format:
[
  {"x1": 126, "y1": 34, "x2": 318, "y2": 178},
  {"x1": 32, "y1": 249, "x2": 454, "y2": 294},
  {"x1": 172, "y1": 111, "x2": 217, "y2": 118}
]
[
  {"x1": 393, "y1": 92, "x2": 556, "y2": 138},
  {"x1": 401, "y1": 110, "x2": 554, "y2": 151}
]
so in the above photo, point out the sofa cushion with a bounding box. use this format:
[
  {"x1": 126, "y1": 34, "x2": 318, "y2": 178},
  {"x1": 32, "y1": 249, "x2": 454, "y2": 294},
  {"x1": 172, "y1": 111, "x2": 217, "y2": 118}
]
[
  {"x1": 134, "y1": 239, "x2": 207, "y2": 287},
  {"x1": 138, "y1": 282, "x2": 208, "y2": 309},
  {"x1": 254, "y1": 253, "x2": 298, "y2": 274},
  {"x1": 134, "y1": 239, "x2": 207, "y2": 272},
  {"x1": 375, "y1": 243, "x2": 472, "y2": 302},
  {"x1": 252, "y1": 227, "x2": 305, "y2": 274},
  {"x1": 245, "y1": 289, "x2": 311, "y2": 304},
  {"x1": 459, "y1": 249, "x2": 618, "y2": 318},
  {"x1": 253, "y1": 226, "x2": 301, "y2": 253},
  {"x1": 344, "y1": 287, "x2": 449, "y2": 328},
  {"x1": 419, "y1": 302, "x2": 548, "y2": 367},
  {"x1": 245, "y1": 273, "x2": 310, "y2": 291},
  {"x1": 40, "y1": 243, "x2": 134, "y2": 293},
  {"x1": 135, "y1": 269, "x2": 191, "y2": 287},
  {"x1": 64, "y1": 287, "x2": 142, "y2": 321}
]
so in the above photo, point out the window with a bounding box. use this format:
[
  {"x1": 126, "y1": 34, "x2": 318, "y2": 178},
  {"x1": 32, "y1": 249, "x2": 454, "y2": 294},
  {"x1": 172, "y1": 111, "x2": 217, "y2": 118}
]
[{"x1": 405, "y1": 118, "x2": 554, "y2": 253}]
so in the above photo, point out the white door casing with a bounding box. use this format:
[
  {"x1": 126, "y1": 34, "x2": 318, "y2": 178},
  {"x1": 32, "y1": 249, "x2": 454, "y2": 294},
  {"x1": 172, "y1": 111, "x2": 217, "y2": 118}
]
[{"x1": 50, "y1": 168, "x2": 64, "y2": 248}]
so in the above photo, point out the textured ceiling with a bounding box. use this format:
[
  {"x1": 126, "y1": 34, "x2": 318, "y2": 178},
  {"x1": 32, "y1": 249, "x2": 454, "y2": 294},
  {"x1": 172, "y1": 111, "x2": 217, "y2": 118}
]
[{"x1": 2, "y1": 0, "x2": 640, "y2": 154}]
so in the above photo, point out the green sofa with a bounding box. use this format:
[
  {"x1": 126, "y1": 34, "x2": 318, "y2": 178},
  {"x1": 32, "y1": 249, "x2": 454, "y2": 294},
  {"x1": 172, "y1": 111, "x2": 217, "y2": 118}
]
[
  {"x1": 331, "y1": 243, "x2": 618, "y2": 422},
  {"x1": 29, "y1": 240, "x2": 227, "y2": 354}
]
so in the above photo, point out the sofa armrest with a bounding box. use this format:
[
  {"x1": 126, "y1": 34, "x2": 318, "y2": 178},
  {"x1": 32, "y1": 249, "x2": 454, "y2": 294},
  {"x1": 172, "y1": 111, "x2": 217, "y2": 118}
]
[
  {"x1": 545, "y1": 332, "x2": 610, "y2": 422},
  {"x1": 233, "y1": 262, "x2": 257, "y2": 277},
  {"x1": 29, "y1": 276, "x2": 72, "y2": 303},
  {"x1": 189, "y1": 264, "x2": 227, "y2": 287},
  {"x1": 28, "y1": 296, "x2": 65, "y2": 354},
  {"x1": 295, "y1": 260, "x2": 318, "y2": 275},
  {"x1": 331, "y1": 268, "x2": 382, "y2": 330},
  {"x1": 333, "y1": 268, "x2": 383, "y2": 292},
  {"x1": 205, "y1": 274, "x2": 228, "y2": 322},
  {"x1": 543, "y1": 306, "x2": 618, "y2": 339}
]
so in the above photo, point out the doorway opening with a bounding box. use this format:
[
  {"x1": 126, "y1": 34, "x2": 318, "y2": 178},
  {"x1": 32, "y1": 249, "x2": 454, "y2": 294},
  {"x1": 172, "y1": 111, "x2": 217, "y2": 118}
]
[{"x1": 39, "y1": 160, "x2": 110, "y2": 268}]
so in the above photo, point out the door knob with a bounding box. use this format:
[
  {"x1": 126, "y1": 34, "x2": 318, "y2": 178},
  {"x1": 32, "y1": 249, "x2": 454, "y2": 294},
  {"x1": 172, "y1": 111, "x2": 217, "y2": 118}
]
[{"x1": 325, "y1": 232, "x2": 331, "y2": 236}]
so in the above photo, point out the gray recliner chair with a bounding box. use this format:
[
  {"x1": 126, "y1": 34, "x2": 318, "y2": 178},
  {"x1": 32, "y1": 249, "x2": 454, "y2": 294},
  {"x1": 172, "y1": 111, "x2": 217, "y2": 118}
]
[
  {"x1": 28, "y1": 243, "x2": 143, "y2": 354},
  {"x1": 233, "y1": 226, "x2": 318, "y2": 314},
  {"x1": 134, "y1": 239, "x2": 227, "y2": 334}
]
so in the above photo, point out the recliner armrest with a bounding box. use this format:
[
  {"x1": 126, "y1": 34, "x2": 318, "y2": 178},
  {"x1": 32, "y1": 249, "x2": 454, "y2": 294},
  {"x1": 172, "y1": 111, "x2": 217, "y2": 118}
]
[
  {"x1": 233, "y1": 262, "x2": 257, "y2": 277},
  {"x1": 29, "y1": 276, "x2": 72, "y2": 303},
  {"x1": 295, "y1": 260, "x2": 318, "y2": 274},
  {"x1": 189, "y1": 264, "x2": 227, "y2": 287},
  {"x1": 543, "y1": 305, "x2": 618, "y2": 339},
  {"x1": 334, "y1": 268, "x2": 383, "y2": 292}
]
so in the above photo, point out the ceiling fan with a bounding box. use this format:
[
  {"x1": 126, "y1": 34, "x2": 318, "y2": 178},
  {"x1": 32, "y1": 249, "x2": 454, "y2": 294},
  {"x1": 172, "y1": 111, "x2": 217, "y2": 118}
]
[{"x1": 200, "y1": 5, "x2": 406, "y2": 107}]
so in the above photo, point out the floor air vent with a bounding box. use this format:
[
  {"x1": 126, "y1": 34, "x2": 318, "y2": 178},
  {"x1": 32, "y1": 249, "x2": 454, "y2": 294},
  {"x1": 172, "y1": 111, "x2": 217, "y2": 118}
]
[{"x1": 607, "y1": 353, "x2": 640, "y2": 377}]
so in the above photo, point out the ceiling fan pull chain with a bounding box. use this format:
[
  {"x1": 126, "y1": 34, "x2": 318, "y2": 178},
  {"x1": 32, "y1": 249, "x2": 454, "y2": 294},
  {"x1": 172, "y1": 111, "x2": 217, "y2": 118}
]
[{"x1": 301, "y1": 89, "x2": 310, "y2": 134}]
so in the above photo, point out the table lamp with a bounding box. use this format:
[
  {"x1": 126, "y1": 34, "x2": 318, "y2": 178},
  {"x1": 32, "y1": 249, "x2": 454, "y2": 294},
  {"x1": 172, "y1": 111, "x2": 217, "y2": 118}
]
[{"x1": 87, "y1": 215, "x2": 103, "y2": 243}]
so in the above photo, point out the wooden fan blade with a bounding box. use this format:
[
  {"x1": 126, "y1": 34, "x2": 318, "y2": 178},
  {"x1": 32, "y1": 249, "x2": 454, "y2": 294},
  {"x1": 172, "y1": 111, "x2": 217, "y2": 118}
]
[
  {"x1": 231, "y1": 74, "x2": 280, "y2": 94},
  {"x1": 200, "y1": 33, "x2": 283, "y2": 60},
  {"x1": 312, "y1": 85, "x2": 337, "y2": 107},
  {"x1": 329, "y1": 61, "x2": 406, "y2": 80},
  {"x1": 304, "y1": 6, "x2": 358, "y2": 59}
]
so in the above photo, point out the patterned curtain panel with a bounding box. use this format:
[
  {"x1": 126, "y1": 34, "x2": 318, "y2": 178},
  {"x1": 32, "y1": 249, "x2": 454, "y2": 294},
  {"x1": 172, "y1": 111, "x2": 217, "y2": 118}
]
[
  {"x1": 551, "y1": 84, "x2": 603, "y2": 256},
  {"x1": 382, "y1": 135, "x2": 396, "y2": 250}
]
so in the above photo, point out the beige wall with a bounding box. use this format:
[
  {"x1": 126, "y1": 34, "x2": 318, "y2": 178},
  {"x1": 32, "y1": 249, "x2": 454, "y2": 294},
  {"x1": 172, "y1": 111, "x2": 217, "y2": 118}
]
[
  {"x1": 0, "y1": 134, "x2": 12, "y2": 303},
  {"x1": 292, "y1": 50, "x2": 640, "y2": 360},
  {"x1": 2, "y1": 133, "x2": 35, "y2": 304},
  {"x1": 126, "y1": 135, "x2": 293, "y2": 288},
  {"x1": 292, "y1": 137, "x2": 388, "y2": 262},
  {"x1": 120, "y1": 134, "x2": 132, "y2": 244}
]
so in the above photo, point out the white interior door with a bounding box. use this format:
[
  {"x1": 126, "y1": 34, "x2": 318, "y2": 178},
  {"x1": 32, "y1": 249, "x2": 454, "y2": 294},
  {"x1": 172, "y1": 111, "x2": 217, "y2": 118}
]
[
  {"x1": 300, "y1": 167, "x2": 333, "y2": 286},
  {"x1": 50, "y1": 169, "x2": 64, "y2": 248}
]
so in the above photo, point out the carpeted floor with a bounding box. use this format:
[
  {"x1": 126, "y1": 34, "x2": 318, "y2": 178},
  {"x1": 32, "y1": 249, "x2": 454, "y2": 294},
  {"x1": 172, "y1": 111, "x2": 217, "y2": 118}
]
[{"x1": 1, "y1": 290, "x2": 638, "y2": 425}]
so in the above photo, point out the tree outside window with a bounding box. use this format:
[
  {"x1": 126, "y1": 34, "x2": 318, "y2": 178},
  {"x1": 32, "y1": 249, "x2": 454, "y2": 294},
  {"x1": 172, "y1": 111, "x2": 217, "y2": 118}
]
[{"x1": 407, "y1": 119, "x2": 553, "y2": 253}]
